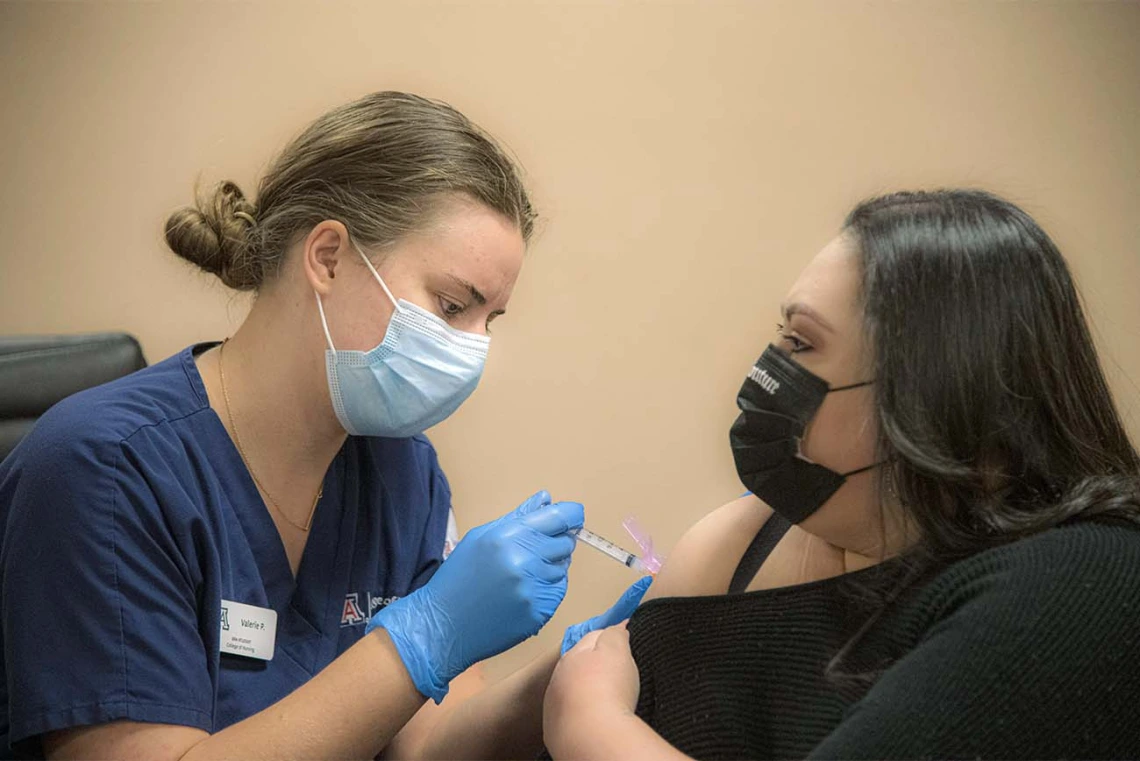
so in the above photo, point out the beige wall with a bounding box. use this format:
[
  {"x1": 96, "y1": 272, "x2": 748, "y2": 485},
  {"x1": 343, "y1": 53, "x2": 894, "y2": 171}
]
[{"x1": 2, "y1": 1, "x2": 1138, "y2": 676}]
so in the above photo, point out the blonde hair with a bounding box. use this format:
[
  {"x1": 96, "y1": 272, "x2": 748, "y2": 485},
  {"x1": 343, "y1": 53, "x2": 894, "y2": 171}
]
[{"x1": 165, "y1": 91, "x2": 535, "y2": 291}]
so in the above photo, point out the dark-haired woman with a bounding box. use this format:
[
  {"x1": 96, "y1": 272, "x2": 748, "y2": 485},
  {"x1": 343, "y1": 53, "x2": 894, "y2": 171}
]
[
  {"x1": 0, "y1": 92, "x2": 590, "y2": 760},
  {"x1": 543, "y1": 189, "x2": 1140, "y2": 760}
]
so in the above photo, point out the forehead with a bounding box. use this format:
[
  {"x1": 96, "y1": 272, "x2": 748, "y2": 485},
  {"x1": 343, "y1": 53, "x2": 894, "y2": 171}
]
[
  {"x1": 403, "y1": 200, "x2": 525, "y2": 304},
  {"x1": 782, "y1": 234, "x2": 862, "y2": 327}
]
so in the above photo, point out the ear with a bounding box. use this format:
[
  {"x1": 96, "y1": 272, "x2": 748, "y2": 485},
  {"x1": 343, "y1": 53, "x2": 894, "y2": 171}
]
[{"x1": 301, "y1": 220, "x2": 354, "y2": 296}]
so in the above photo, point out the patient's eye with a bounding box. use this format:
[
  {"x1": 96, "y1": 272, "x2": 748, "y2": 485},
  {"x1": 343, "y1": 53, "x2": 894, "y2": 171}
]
[{"x1": 776, "y1": 323, "x2": 812, "y2": 354}]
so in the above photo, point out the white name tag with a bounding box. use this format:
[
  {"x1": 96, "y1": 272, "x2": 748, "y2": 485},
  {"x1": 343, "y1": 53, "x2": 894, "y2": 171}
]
[{"x1": 219, "y1": 600, "x2": 277, "y2": 661}]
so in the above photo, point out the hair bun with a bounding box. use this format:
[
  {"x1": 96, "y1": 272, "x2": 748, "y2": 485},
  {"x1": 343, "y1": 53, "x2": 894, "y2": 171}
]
[{"x1": 164, "y1": 180, "x2": 262, "y2": 291}]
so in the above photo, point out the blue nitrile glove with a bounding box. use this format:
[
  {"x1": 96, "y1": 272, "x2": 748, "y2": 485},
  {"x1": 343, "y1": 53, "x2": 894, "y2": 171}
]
[
  {"x1": 560, "y1": 575, "x2": 653, "y2": 655},
  {"x1": 367, "y1": 490, "x2": 584, "y2": 703}
]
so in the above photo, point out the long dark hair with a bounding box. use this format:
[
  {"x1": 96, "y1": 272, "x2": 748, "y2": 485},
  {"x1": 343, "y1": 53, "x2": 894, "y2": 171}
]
[
  {"x1": 829, "y1": 189, "x2": 1140, "y2": 679},
  {"x1": 850, "y1": 189, "x2": 1140, "y2": 562}
]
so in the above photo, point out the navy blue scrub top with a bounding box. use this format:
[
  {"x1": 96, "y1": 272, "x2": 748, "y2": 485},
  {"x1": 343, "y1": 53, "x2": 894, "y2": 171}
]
[{"x1": 0, "y1": 344, "x2": 455, "y2": 758}]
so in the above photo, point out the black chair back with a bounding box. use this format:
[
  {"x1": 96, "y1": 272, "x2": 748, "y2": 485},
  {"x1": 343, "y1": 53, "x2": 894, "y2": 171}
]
[{"x1": 0, "y1": 333, "x2": 147, "y2": 462}]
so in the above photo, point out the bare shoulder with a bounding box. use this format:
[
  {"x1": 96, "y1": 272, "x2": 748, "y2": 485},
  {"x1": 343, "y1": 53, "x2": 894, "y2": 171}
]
[{"x1": 643, "y1": 494, "x2": 773, "y2": 601}]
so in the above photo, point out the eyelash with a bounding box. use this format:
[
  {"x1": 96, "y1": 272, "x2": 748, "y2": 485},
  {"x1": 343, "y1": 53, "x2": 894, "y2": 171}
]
[
  {"x1": 439, "y1": 295, "x2": 497, "y2": 334},
  {"x1": 438, "y1": 296, "x2": 467, "y2": 319},
  {"x1": 775, "y1": 322, "x2": 811, "y2": 353}
]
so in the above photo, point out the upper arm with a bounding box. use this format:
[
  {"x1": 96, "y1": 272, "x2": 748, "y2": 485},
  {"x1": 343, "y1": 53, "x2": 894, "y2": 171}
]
[
  {"x1": 1, "y1": 428, "x2": 212, "y2": 752},
  {"x1": 642, "y1": 494, "x2": 772, "y2": 601}
]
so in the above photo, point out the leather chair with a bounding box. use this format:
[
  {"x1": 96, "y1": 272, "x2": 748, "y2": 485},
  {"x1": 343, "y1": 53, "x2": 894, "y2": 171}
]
[{"x1": 0, "y1": 333, "x2": 147, "y2": 463}]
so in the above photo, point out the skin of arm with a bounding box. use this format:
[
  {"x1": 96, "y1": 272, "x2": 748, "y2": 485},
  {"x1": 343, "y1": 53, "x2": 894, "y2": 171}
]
[
  {"x1": 553, "y1": 710, "x2": 691, "y2": 761},
  {"x1": 382, "y1": 664, "x2": 489, "y2": 759},
  {"x1": 641, "y1": 494, "x2": 772, "y2": 601},
  {"x1": 414, "y1": 494, "x2": 771, "y2": 760},
  {"x1": 541, "y1": 495, "x2": 911, "y2": 760},
  {"x1": 543, "y1": 626, "x2": 691, "y2": 761},
  {"x1": 412, "y1": 651, "x2": 559, "y2": 761},
  {"x1": 45, "y1": 495, "x2": 778, "y2": 760},
  {"x1": 45, "y1": 630, "x2": 425, "y2": 761}
]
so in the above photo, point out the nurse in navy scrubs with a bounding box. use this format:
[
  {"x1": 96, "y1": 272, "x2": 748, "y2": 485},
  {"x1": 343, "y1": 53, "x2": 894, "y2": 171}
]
[{"x1": 0, "y1": 91, "x2": 585, "y2": 760}]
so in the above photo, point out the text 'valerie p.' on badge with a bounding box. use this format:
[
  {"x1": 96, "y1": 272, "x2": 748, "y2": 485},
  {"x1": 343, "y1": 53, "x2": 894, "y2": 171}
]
[{"x1": 220, "y1": 599, "x2": 277, "y2": 661}]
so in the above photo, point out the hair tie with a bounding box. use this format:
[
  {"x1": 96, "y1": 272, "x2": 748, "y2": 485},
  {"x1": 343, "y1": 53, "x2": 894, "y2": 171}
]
[{"x1": 233, "y1": 211, "x2": 257, "y2": 226}]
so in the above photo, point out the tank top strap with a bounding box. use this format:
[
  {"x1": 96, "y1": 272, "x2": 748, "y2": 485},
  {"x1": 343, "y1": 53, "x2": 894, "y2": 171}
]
[{"x1": 727, "y1": 511, "x2": 793, "y2": 594}]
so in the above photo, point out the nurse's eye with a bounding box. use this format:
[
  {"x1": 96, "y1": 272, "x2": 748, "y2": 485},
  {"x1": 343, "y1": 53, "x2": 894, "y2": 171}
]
[
  {"x1": 438, "y1": 296, "x2": 467, "y2": 319},
  {"x1": 776, "y1": 323, "x2": 812, "y2": 354}
]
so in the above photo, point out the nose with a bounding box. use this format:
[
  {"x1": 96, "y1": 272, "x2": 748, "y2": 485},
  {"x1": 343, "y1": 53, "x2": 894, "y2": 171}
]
[{"x1": 457, "y1": 313, "x2": 491, "y2": 337}]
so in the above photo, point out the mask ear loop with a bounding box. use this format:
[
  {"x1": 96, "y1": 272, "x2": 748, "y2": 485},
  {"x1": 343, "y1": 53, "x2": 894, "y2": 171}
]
[
  {"x1": 793, "y1": 380, "x2": 873, "y2": 461},
  {"x1": 819, "y1": 379, "x2": 879, "y2": 475},
  {"x1": 352, "y1": 241, "x2": 402, "y2": 313},
  {"x1": 841, "y1": 461, "x2": 883, "y2": 478},
  {"x1": 315, "y1": 292, "x2": 337, "y2": 352},
  {"x1": 314, "y1": 239, "x2": 403, "y2": 353},
  {"x1": 829, "y1": 380, "x2": 874, "y2": 392}
]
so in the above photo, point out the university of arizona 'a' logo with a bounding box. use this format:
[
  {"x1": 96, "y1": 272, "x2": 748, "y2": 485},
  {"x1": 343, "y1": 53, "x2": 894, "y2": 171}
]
[
  {"x1": 220, "y1": 605, "x2": 230, "y2": 631},
  {"x1": 339, "y1": 591, "x2": 401, "y2": 627},
  {"x1": 340, "y1": 593, "x2": 366, "y2": 626}
]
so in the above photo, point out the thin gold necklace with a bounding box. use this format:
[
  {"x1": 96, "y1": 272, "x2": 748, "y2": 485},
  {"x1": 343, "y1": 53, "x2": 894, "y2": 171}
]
[{"x1": 219, "y1": 340, "x2": 322, "y2": 532}]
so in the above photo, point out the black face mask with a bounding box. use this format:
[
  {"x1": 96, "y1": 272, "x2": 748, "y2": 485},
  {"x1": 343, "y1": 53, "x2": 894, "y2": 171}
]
[{"x1": 730, "y1": 344, "x2": 874, "y2": 524}]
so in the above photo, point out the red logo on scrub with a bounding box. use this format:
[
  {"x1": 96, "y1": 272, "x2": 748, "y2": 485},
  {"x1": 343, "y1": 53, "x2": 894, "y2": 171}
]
[
  {"x1": 340, "y1": 593, "x2": 366, "y2": 626},
  {"x1": 340, "y1": 591, "x2": 401, "y2": 627}
]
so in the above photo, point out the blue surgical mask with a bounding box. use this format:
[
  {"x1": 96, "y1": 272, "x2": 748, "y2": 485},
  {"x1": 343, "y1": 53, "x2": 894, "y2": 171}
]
[{"x1": 315, "y1": 245, "x2": 490, "y2": 438}]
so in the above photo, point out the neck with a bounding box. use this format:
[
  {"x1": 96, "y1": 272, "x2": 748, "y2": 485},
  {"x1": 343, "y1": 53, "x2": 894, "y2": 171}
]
[
  {"x1": 839, "y1": 514, "x2": 912, "y2": 572},
  {"x1": 209, "y1": 287, "x2": 346, "y2": 508},
  {"x1": 842, "y1": 546, "x2": 887, "y2": 573}
]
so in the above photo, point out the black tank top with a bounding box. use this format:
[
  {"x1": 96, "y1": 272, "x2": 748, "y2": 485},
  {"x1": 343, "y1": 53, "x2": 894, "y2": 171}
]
[
  {"x1": 543, "y1": 521, "x2": 1140, "y2": 759},
  {"x1": 625, "y1": 513, "x2": 898, "y2": 759}
]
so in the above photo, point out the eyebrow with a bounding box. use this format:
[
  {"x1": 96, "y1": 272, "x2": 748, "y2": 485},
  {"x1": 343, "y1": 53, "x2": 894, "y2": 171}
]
[
  {"x1": 781, "y1": 302, "x2": 834, "y2": 333},
  {"x1": 446, "y1": 274, "x2": 487, "y2": 306},
  {"x1": 446, "y1": 273, "x2": 506, "y2": 316}
]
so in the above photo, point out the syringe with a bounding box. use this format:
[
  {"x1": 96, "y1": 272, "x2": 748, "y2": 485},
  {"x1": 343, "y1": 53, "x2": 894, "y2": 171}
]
[{"x1": 574, "y1": 528, "x2": 649, "y2": 573}]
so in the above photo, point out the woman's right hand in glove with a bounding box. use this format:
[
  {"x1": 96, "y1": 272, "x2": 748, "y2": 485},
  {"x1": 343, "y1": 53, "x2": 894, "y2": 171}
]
[{"x1": 367, "y1": 490, "x2": 584, "y2": 702}]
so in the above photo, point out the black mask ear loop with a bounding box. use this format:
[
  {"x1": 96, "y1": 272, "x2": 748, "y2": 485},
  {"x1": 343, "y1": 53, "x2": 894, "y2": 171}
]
[
  {"x1": 840, "y1": 461, "x2": 881, "y2": 478},
  {"x1": 823, "y1": 379, "x2": 882, "y2": 477},
  {"x1": 829, "y1": 379, "x2": 874, "y2": 393}
]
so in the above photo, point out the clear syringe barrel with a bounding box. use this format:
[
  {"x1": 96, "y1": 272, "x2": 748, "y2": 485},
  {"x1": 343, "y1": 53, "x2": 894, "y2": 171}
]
[{"x1": 574, "y1": 528, "x2": 648, "y2": 573}]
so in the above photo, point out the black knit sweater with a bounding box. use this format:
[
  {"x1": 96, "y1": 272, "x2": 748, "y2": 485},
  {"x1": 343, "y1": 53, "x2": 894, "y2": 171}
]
[{"x1": 626, "y1": 520, "x2": 1140, "y2": 759}]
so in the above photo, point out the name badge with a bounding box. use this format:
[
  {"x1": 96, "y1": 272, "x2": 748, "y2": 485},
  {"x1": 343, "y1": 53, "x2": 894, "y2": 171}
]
[{"x1": 220, "y1": 600, "x2": 277, "y2": 661}]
